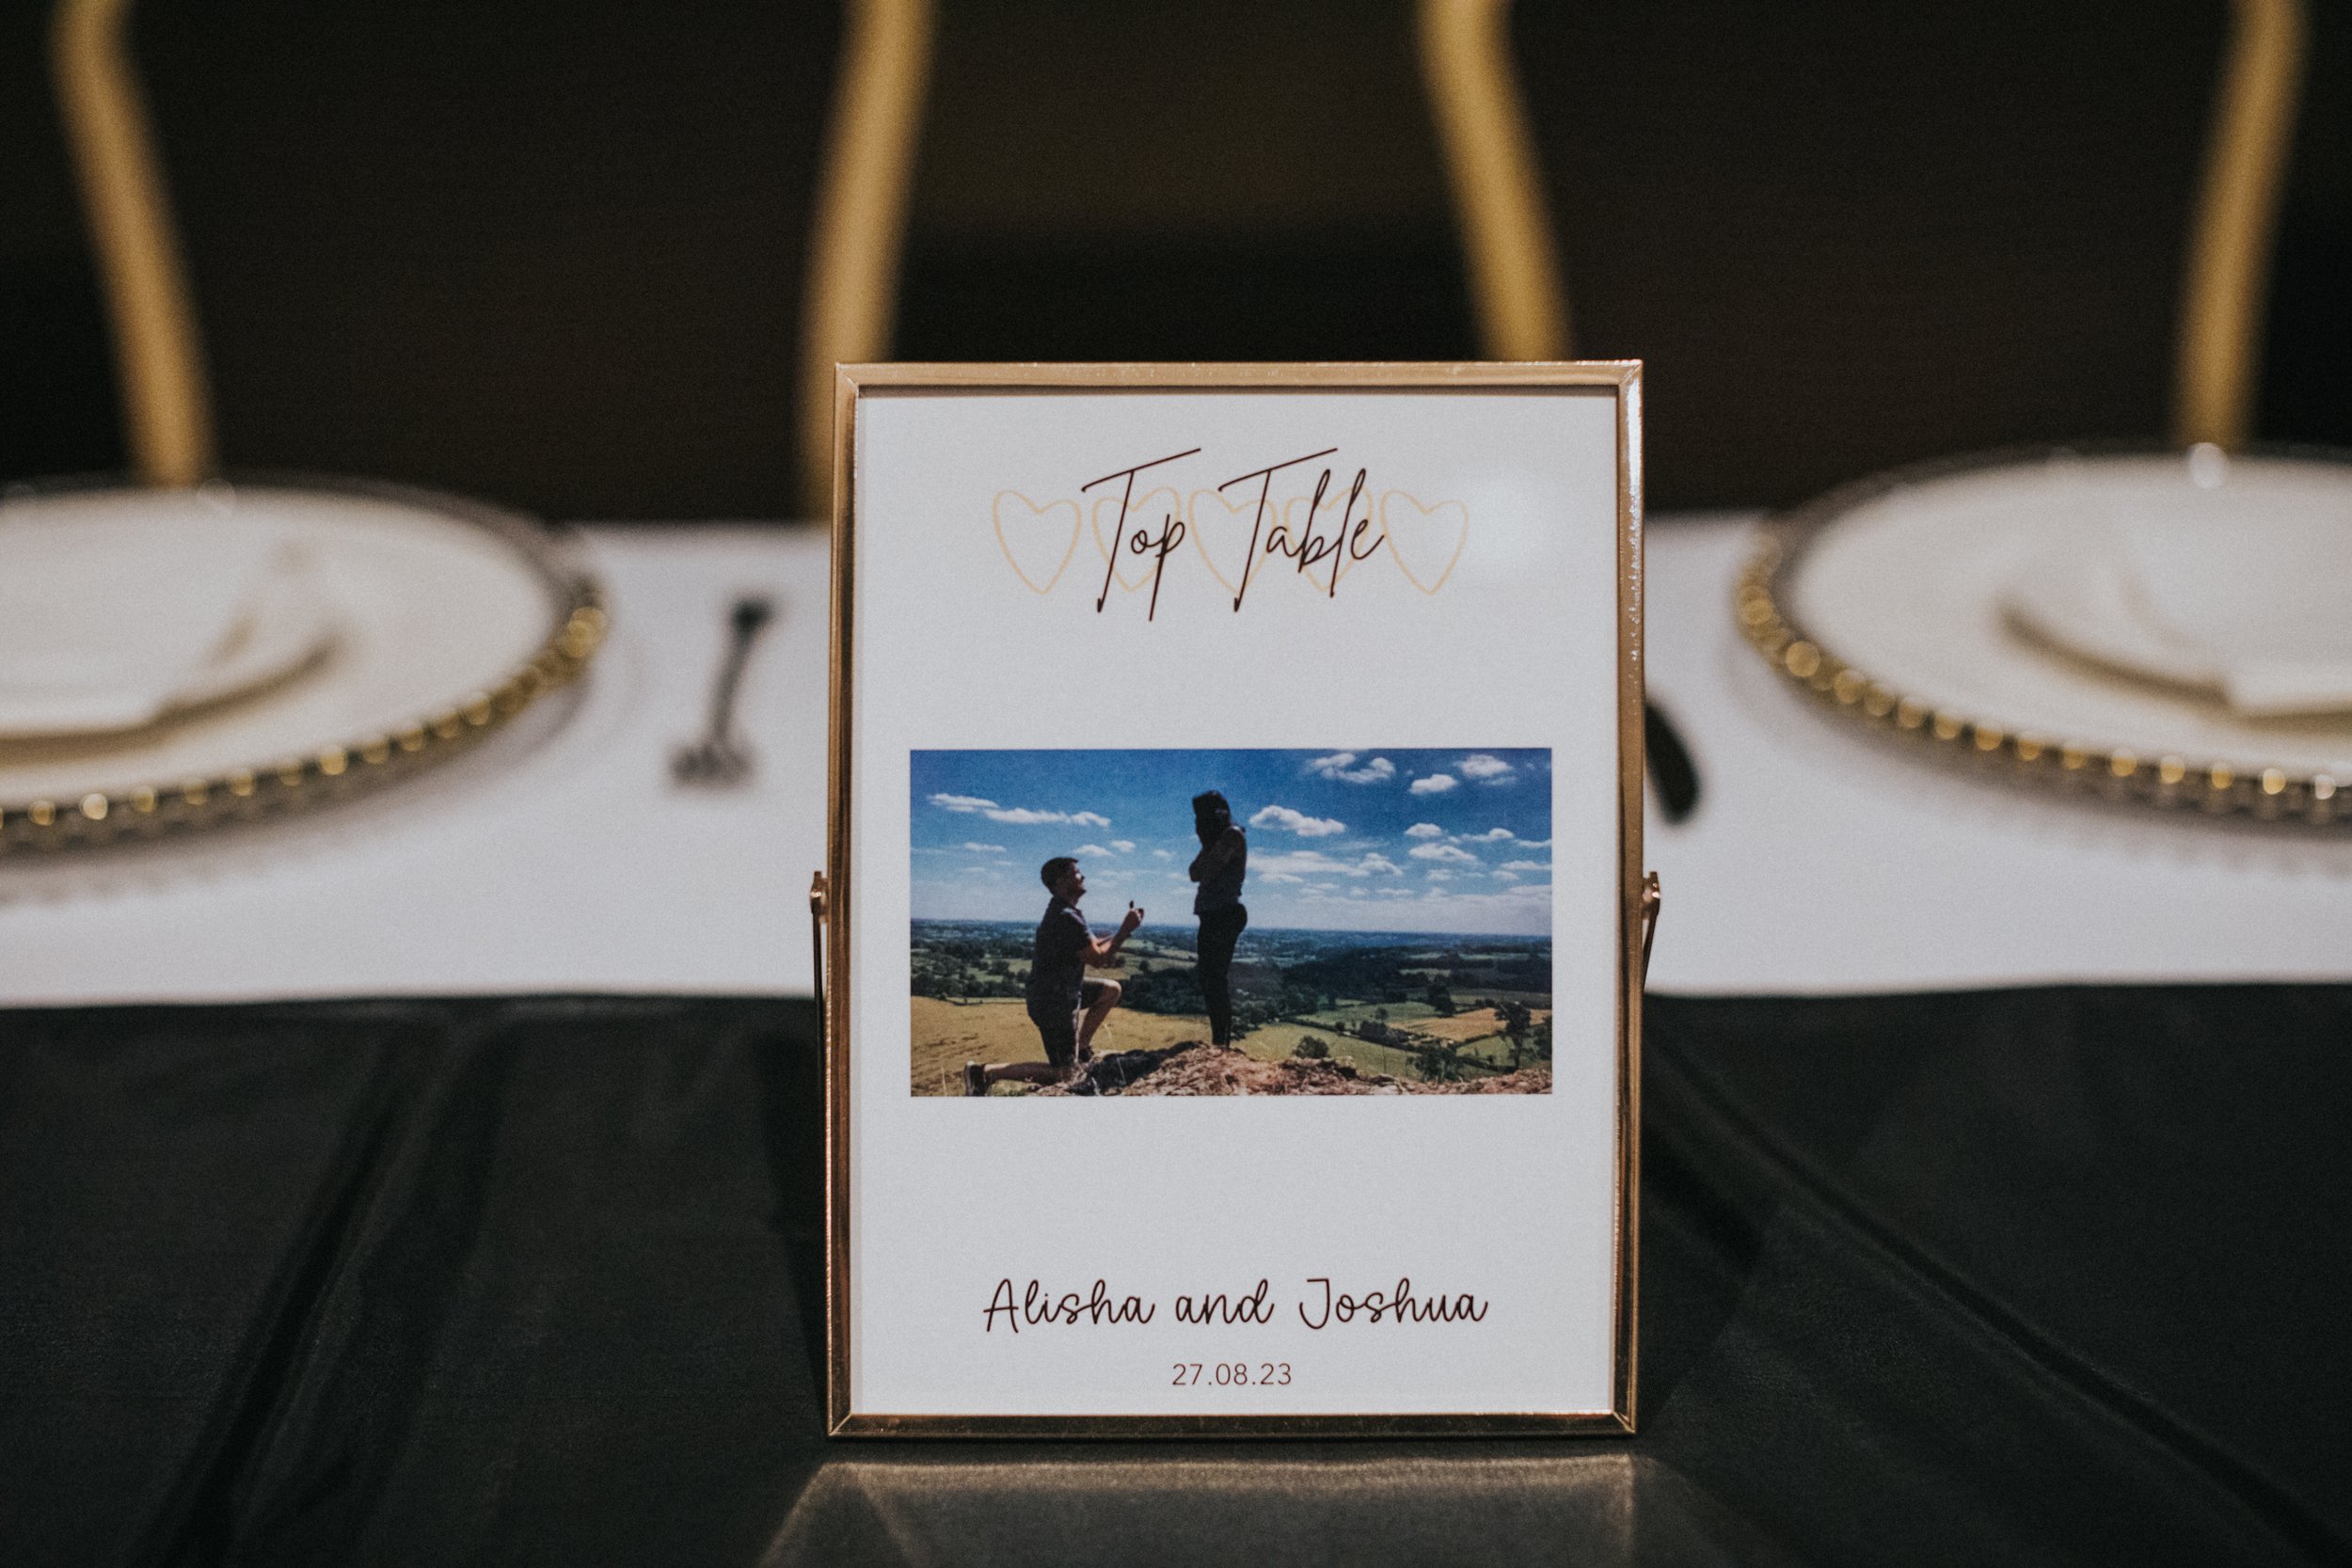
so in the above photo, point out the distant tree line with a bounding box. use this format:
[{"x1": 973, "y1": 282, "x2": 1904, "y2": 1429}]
[
  {"x1": 1280, "y1": 946, "x2": 1550, "y2": 1006},
  {"x1": 914, "y1": 933, "x2": 1553, "y2": 1077},
  {"x1": 911, "y1": 953, "x2": 1024, "y2": 1001}
]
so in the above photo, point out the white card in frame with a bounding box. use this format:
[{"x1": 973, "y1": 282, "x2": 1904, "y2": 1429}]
[{"x1": 817, "y1": 362, "x2": 1650, "y2": 1437}]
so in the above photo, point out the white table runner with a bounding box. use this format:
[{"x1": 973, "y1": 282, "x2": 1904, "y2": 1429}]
[{"x1": 4, "y1": 517, "x2": 2344, "y2": 1004}]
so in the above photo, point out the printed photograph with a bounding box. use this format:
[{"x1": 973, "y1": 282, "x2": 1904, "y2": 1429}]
[{"x1": 910, "y1": 748, "x2": 1553, "y2": 1097}]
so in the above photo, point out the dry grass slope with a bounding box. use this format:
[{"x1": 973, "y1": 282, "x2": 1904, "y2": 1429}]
[
  {"x1": 1035, "y1": 1043, "x2": 1553, "y2": 1096},
  {"x1": 912, "y1": 997, "x2": 1210, "y2": 1096}
]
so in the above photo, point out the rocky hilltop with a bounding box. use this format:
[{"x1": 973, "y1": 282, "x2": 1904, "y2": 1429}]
[{"x1": 1032, "y1": 1041, "x2": 1551, "y2": 1097}]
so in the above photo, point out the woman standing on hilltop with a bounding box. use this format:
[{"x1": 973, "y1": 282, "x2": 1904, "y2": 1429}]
[{"x1": 1188, "y1": 790, "x2": 1248, "y2": 1045}]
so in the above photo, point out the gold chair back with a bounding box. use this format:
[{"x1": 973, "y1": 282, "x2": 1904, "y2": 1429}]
[
  {"x1": 1423, "y1": 0, "x2": 2306, "y2": 469},
  {"x1": 53, "y1": 0, "x2": 932, "y2": 515}
]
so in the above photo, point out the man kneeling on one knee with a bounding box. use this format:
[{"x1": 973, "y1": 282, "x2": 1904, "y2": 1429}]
[{"x1": 966, "y1": 857, "x2": 1142, "y2": 1094}]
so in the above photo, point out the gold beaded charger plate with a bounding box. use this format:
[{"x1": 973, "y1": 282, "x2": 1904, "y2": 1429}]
[
  {"x1": 1739, "y1": 447, "x2": 2351, "y2": 825},
  {"x1": 0, "y1": 478, "x2": 604, "y2": 850}
]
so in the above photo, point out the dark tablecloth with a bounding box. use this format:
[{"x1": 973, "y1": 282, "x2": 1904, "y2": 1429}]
[{"x1": 3, "y1": 988, "x2": 2345, "y2": 1566}]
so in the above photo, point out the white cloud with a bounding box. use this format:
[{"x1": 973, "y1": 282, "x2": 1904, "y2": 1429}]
[
  {"x1": 1251, "y1": 804, "x2": 1346, "y2": 838},
  {"x1": 1404, "y1": 822, "x2": 1445, "y2": 839},
  {"x1": 933, "y1": 791, "x2": 1109, "y2": 825},
  {"x1": 1200, "y1": 866, "x2": 1549, "y2": 933},
  {"x1": 1425, "y1": 869, "x2": 1454, "y2": 882},
  {"x1": 930, "y1": 793, "x2": 997, "y2": 813},
  {"x1": 1493, "y1": 870, "x2": 1519, "y2": 881},
  {"x1": 1460, "y1": 827, "x2": 1516, "y2": 843},
  {"x1": 1152, "y1": 848, "x2": 1174, "y2": 860},
  {"x1": 1458, "y1": 753, "x2": 1514, "y2": 781},
  {"x1": 963, "y1": 866, "x2": 993, "y2": 876},
  {"x1": 1257, "y1": 849, "x2": 1406, "y2": 880},
  {"x1": 1110, "y1": 840, "x2": 1136, "y2": 853},
  {"x1": 1406, "y1": 878, "x2": 1553, "y2": 924},
  {"x1": 1254, "y1": 850, "x2": 1350, "y2": 878},
  {"x1": 1409, "y1": 774, "x2": 1458, "y2": 796},
  {"x1": 1308, "y1": 752, "x2": 1396, "y2": 784},
  {"x1": 1500, "y1": 859, "x2": 1551, "y2": 873},
  {"x1": 977, "y1": 805, "x2": 1113, "y2": 827},
  {"x1": 1261, "y1": 871, "x2": 1306, "y2": 885},
  {"x1": 1409, "y1": 842, "x2": 1479, "y2": 864},
  {"x1": 961, "y1": 842, "x2": 1008, "y2": 854},
  {"x1": 1073, "y1": 844, "x2": 1113, "y2": 858}
]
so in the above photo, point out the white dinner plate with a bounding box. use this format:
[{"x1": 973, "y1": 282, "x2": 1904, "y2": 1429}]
[
  {"x1": 0, "y1": 479, "x2": 604, "y2": 849},
  {"x1": 1737, "y1": 447, "x2": 2352, "y2": 825}
]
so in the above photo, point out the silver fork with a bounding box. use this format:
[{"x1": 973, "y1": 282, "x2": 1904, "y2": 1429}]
[{"x1": 671, "y1": 595, "x2": 773, "y2": 786}]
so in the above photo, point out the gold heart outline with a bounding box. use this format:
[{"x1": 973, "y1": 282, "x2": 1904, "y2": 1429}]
[
  {"x1": 1089, "y1": 486, "x2": 1179, "y2": 593},
  {"x1": 992, "y1": 491, "x2": 1082, "y2": 595},
  {"x1": 1379, "y1": 490, "x2": 1470, "y2": 594},
  {"x1": 1187, "y1": 487, "x2": 1264, "y2": 599},
  {"x1": 1280, "y1": 486, "x2": 1376, "y2": 592}
]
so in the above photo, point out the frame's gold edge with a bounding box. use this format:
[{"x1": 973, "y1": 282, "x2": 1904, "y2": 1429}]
[
  {"x1": 823, "y1": 362, "x2": 1645, "y2": 1438},
  {"x1": 839, "y1": 360, "x2": 1635, "y2": 389},
  {"x1": 829, "y1": 1411, "x2": 1633, "y2": 1440},
  {"x1": 1613, "y1": 364, "x2": 1645, "y2": 1433},
  {"x1": 825, "y1": 365, "x2": 863, "y2": 1433}
]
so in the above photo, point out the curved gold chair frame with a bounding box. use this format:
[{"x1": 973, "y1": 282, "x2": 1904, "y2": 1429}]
[
  {"x1": 801, "y1": 0, "x2": 934, "y2": 518},
  {"x1": 1417, "y1": 0, "x2": 1566, "y2": 363},
  {"x1": 50, "y1": 0, "x2": 933, "y2": 515},
  {"x1": 50, "y1": 0, "x2": 212, "y2": 487},
  {"x1": 1422, "y1": 0, "x2": 2321, "y2": 827},
  {"x1": 1422, "y1": 0, "x2": 2308, "y2": 452}
]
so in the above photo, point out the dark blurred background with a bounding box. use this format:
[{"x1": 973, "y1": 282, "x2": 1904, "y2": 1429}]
[{"x1": 3, "y1": 0, "x2": 2345, "y2": 517}]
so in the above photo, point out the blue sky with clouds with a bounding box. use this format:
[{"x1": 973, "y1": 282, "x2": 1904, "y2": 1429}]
[{"x1": 910, "y1": 748, "x2": 1552, "y2": 935}]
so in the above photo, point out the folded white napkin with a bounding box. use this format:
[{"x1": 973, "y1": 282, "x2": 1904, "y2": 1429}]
[
  {"x1": 0, "y1": 492, "x2": 338, "y2": 739},
  {"x1": 2003, "y1": 502, "x2": 2352, "y2": 719}
]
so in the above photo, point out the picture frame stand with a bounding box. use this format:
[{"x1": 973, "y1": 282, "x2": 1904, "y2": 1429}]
[
  {"x1": 810, "y1": 870, "x2": 829, "y2": 1037},
  {"x1": 815, "y1": 362, "x2": 1649, "y2": 1434}
]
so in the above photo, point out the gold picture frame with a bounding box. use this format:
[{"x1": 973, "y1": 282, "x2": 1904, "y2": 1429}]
[{"x1": 817, "y1": 361, "x2": 1648, "y2": 1437}]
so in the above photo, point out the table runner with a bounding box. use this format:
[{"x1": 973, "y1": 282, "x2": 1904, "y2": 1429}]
[
  {"x1": 8, "y1": 521, "x2": 2347, "y2": 1009},
  {"x1": 4, "y1": 989, "x2": 2344, "y2": 1565}
]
